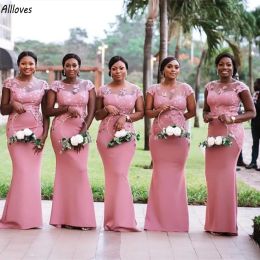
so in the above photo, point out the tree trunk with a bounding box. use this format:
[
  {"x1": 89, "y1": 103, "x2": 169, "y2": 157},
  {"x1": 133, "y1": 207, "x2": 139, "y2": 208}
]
[
  {"x1": 248, "y1": 40, "x2": 253, "y2": 93},
  {"x1": 143, "y1": 18, "x2": 154, "y2": 150},
  {"x1": 194, "y1": 49, "x2": 207, "y2": 128},
  {"x1": 157, "y1": 0, "x2": 168, "y2": 83},
  {"x1": 175, "y1": 33, "x2": 181, "y2": 60}
]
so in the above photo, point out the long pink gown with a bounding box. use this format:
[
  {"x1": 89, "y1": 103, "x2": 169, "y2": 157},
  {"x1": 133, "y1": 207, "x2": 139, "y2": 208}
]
[
  {"x1": 204, "y1": 80, "x2": 249, "y2": 235},
  {"x1": 96, "y1": 84, "x2": 142, "y2": 231},
  {"x1": 49, "y1": 80, "x2": 96, "y2": 228},
  {"x1": 144, "y1": 83, "x2": 193, "y2": 232},
  {"x1": 0, "y1": 77, "x2": 48, "y2": 229}
]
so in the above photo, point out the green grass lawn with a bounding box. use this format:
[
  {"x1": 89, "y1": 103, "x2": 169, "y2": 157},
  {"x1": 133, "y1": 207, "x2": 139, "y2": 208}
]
[{"x1": 0, "y1": 118, "x2": 260, "y2": 207}]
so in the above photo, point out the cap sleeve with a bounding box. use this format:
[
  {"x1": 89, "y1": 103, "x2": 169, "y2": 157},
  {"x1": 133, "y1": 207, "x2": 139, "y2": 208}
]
[
  {"x1": 41, "y1": 80, "x2": 49, "y2": 90},
  {"x1": 146, "y1": 84, "x2": 158, "y2": 96},
  {"x1": 49, "y1": 80, "x2": 61, "y2": 92},
  {"x1": 235, "y1": 81, "x2": 249, "y2": 94},
  {"x1": 96, "y1": 85, "x2": 105, "y2": 98},
  {"x1": 85, "y1": 80, "x2": 95, "y2": 91},
  {"x1": 135, "y1": 85, "x2": 143, "y2": 98},
  {"x1": 3, "y1": 78, "x2": 13, "y2": 89},
  {"x1": 205, "y1": 82, "x2": 213, "y2": 91},
  {"x1": 184, "y1": 83, "x2": 194, "y2": 96}
]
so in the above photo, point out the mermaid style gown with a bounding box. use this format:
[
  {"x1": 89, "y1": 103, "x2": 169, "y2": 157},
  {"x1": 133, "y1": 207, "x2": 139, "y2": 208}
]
[
  {"x1": 0, "y1": 77, "x2": 48, "y2": 229},
  {"x1": 96, "y1": 84, "x2": 142, "y2": 231},
  {"x1": 144, "y1": 83, "x2": 194, "y2": 232},
  {"x1": 49, "y1": 80, "x2": 96, "y2": 228}
]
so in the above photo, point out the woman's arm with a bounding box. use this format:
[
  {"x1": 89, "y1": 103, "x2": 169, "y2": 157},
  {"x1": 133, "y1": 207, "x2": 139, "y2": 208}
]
[
  {"x1": 45, "y1": 90, "x2": 68, "y2": 117},
  {"x1": 40, "y1": 92, "x2": 50, "y2": 141},
  {"x1": 184, "y1": 93, "x2": 196, "y2": 120},
  {"x1": 203, "y1": 89, "x2": 214, "y2": 123},
  {"x1": 81, "y1": 88, "x2": 96, "y2": 132},
  {"x1": 145, "y1": 93, "x2": 171, "y2": 118}
]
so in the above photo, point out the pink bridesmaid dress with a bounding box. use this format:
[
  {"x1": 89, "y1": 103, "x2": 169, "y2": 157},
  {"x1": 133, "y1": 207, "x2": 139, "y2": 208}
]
[
  {"x1": 96, "y1": 84, "x2": 142, "y2": 232},
  {"x1": 0, "y1": 77, "x2": 48, "y2": 229},
  {"x1": 144, "y1": 83, "x2": 193, "y2": 232},
  {"x1": 204, "y1": 81, "x2": 249, "y2": 235},
  {"x1": 49, "y1": 80, "x2": 96, "y2": 228}
]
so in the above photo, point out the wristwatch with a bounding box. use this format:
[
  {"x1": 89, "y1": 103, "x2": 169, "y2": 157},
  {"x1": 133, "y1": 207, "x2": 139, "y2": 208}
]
[
  {"x1": 231, "y1": 116, "x2": 236, "y2": 123},
  {"x1": 125, "y1": 115, "x2": 131, "y2": 122}
]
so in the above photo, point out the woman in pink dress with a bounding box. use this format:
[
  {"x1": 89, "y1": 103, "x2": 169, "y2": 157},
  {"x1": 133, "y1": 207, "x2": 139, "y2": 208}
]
[
  {"x1": 144, "y1": 56, "x2": 196, "y2": 232},
  {"x1": 95, "y1": 56, "x2": 144, "y2": 231},
  {"x1": 46, "y1": 53, "x2": 96, "y2": 230},
  {"x1": 203, "y1": 52, "x2": 255, "y2": 236},
  {"x1": 0, "y1": 51, "x2": 49, "y2": 229}
]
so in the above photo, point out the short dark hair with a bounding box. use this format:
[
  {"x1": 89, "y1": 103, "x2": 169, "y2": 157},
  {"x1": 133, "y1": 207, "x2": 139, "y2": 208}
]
[
  {"x1": 108, "y1": 56, "x2": 128, "y2": 76},
  {"x1": 62, "y1": 53, "x2": 81, "y2": 67},
  {"x1": 254, "y1": 78, "x2": 260, "y2": 86},
  {"x1": 215, "y1": 52, "x2": 237, "y2": 78},
  {"x1": 159, "y1": 56, "x2": 180, "y2": 74},
  {"x1": 17, "y1": 51, "x2": 37, "y2": 66}
]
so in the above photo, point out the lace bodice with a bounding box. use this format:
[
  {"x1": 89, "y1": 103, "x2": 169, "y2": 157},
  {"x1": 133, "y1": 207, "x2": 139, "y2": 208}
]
[
  {"x1": 4, "y1": 77, "x2": 48, "y2": 134},
  {"x1": 147, "y1": 83, "x2": 194, "y2": 135},
  {"x1": 50, "y1": 80, "x2": 94, "y2": 120},
  {"x1": 205, "y1": 80, "x2": 249, "y2": 148},
  {"x1": 97, "y1": 83, "x2": 143, "y2": 134}
]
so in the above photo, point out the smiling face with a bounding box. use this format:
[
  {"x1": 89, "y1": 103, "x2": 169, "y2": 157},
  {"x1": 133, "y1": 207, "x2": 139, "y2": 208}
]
[
  {"x1": 18, "y1": 56, "x2": 36, "y2": 77},
  {"x1": 216, "y1": 57, "x2": 233, "y2": 79},
  {"x1": 163, "y1": 60, "x2": 180, "y2": 80},
  {"x1": 63, "y1": 58, "x2": 80, "y2": 79},
  {"x1": 110, "y1": 60, "x2": 127, "y2": 81}
]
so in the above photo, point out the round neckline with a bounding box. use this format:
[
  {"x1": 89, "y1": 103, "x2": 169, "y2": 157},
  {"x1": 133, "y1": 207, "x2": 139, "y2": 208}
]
[
  {"x1": 159, "y1": 81, "x2": 179, "y2": 90},
  {"x1": 62, "y1": 79, "x2": 81, "y2": 85},
  {"x1": 15, "y1": 76, "x2": 34, "y2": 84},
  {"x1": 216, "y1": 79, "x2": 237, "y2": 85}
]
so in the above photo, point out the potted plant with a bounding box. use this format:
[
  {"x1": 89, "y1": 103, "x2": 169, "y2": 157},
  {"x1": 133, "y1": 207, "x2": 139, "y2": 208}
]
[{"x1": 252, "y1": 215, "x2": 260, "y2": 246}]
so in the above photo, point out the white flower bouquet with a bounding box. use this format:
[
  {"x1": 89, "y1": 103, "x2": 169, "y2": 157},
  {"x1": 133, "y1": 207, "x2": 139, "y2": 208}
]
[
  {"x1": 200, "y1": 134, "x2": 233, "y2": 148},
  {"x1": 108, "y1": 129, "x2": 140, "y2": 148},
  {"x1": 9, "y1": 128, "x2": 42, "y2": 149},
  {"x1": 157, "y1": 125, "x2": 190, "y2": 139},
  {"x1": 61, "y1": 132, "x2": 91, "y2": 152}
]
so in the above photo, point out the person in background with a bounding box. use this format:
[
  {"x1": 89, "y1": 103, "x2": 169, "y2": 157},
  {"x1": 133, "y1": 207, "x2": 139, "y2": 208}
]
[
  {"x1": 46, "y1": 53, "x2": 96, "y2": 230},
  {"x1": 95, "y1": 55, "x2": 144, "y2": 231},
  {"x1": 0, "y1": 51, "x2": 49, "y2": 229},
  {"x1": 203, "y1": 52, "x2": 255, "y2": 236},
  {"x1": 246, "y1": 78, "x2": 260, "y2": 171},
  {"x1": 144, "y1": 56, "x2": 196, "y2": 232}
]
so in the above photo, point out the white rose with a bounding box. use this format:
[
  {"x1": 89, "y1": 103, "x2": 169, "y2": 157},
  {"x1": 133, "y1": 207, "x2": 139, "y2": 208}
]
[
  {"x1": 23, "y1": 128, "x2": 33, "y2": 136},
  {"x1": 165, "y1": 126, "x2": 175, "y2": 136},
  {"x1": 75, "y1": 134, "x2": 84, "y2": 144},
  {"x1": 215, "y1": 136, "x2": 223, "y2": 145},
  {"x1": 70, "y1": 136, "x2": 79, "y2": 146},
  {"x1": 15, "y1": 130, "x2": 25, "y2": 140},
  {"x1": 172, "y1": 126, "x2": 182, "y2": 137},
  {"x1": 207, "y1": 137, "x2": 215, "y2": 147},
  {"x1": 114, "y1": 129, "x2": 128, "y2": 138}
]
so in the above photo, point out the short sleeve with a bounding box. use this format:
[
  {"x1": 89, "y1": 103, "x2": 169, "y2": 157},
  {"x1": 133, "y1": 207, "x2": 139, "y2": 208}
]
[
  {"x1": 3, "y1": 78, "x2": 13, "y2": 89},
  {"x1": 205, "y1": 82, "x2": 213, "y2": 91},
  {"x1": 135, "y1": 86, "x2": 143, "y2": 98},
  {"x1": 49, "y1": 80, "x2": 61, "y2": 92},
  {"x1": 146, "y1": 84, "x2": 158, "y2": 96},
  {"x1": 41, "y1": 80, "x2": 49, "y2": 90},
  {"x1": 85, "y1": 80, "x2": 95, "y2": 91},
  {"x1": 235, "y1": 81, "x2": 249, "y2": 94},
  {"x1": 96, "y1": 85, "x2": 105, "y2": 98},
  {"x1": 184, "y1": 83, "x2": 194, "y2": 96}
]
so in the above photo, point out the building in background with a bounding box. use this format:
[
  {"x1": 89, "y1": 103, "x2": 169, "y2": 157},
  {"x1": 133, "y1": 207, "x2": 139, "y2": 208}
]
[{"x1": 0, "y1": 1, "x2": 17, "y2": 87}]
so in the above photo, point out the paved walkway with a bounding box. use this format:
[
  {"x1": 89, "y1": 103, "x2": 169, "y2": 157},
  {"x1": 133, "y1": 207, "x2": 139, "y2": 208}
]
[
  {"x1": 236, "y1": 129, "x2": 260, "y2": 191},
  {"x1": 0, "y1": 201, "x2": 259, "y2": 260}
]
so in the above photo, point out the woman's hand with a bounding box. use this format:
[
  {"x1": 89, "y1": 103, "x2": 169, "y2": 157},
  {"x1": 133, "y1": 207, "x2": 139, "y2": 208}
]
[
  {"x1": 156, "y1": 105, "x2": 171, "y2": 115},
  {"x1": 114, "y1": 115, "x2": 126, "y2": 131},
  {"x1": 67, "y1": 106, "x2": 81, "y2": 118},
  {"x1": 203, "y1": 112, "x2": 214, "y2": 123},
  {"x1": 105, "y1": 105, "x2": 120, "y2": 116},
  {"x1": 12, "y1": 101, "x2": 26, "y2": 114},
  {"x1": 33, "y1": 135, "x2": 47, "y2": 154},
  {"x1": 218, "y1": 114, "x2": 233, "y2": 124}
]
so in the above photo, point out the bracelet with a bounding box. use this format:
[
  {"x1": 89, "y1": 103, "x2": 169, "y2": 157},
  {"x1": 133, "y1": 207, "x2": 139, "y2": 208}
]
[{"x1": 125, "y1": 114, "x2": 132, "y2": 123}]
